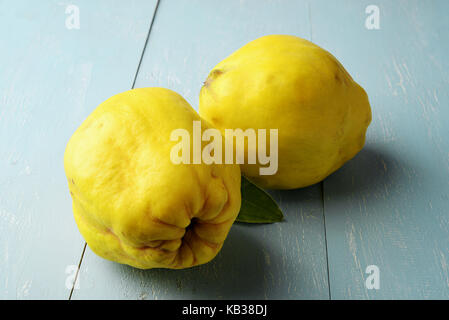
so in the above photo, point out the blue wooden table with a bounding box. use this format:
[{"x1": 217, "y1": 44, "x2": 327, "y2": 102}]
[{"x1": 1, "y1": 0, "x2": 448, "y2": 299}]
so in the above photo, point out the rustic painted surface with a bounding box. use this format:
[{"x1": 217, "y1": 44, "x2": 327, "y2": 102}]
[
  {"x1": 1, "y1": 0, "x2": 448, "y2": 299},
  {"x1": 311, "y1": 0, "x2": 449, "y2": 299}
]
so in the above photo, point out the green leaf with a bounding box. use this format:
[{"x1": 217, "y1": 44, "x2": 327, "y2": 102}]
[{"x1": 236, "y1": 176, "x2": 284, "y2": 223}]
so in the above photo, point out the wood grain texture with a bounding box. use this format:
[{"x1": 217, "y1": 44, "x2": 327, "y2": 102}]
[
  {"x1": 0, "y1": 0, "x2": 158, "y2": 299},
  {"x1": 3, "y1": 0, "x2": 448, "y2": 300},
  {"x1": 72, "y1": 0, "x2": 330, "y2": 300},
  {"x1": 310, "y1": 0, "x2": 449, "y2": 299}
]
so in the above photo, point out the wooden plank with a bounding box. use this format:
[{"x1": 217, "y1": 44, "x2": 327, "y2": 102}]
[
  {"x1": 73, "y1": 0, "x2": 330, "y2": 299},
  {"x1": 310, "y1": 0, "x2": 449, "y2": 298},
  {"x1": 0, "y1": 0, "x2": 158, "y2": 299}
]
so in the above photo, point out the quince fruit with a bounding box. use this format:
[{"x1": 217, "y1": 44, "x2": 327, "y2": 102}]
[
  {"x1": 64, "y1": 88, "x2": 241, "y2": 269},
  {"x1": 199, "y1": 35, "x2": 372, "y2": 189}
]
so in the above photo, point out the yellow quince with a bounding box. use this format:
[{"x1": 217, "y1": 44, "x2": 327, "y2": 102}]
[
  {"x1": 199, "y1": 35, "x2": 372, "y2": 189},
  {"x1": 64, "y1": 88, "x2": 241, "y2": 269}
]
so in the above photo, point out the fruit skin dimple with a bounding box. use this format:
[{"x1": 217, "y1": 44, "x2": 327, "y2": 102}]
[
  {"x1": 199, "y1": 35, "x2": 372, "y2": 189},
  {"x1": 64, "y1": 88, "x2": 241, "y2": 269}
]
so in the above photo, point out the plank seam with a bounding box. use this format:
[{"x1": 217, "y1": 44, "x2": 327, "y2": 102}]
[
  {"x1": 67, "y1": 0, "x2": 161, "y2": 300},
  {"x1": 321, "y1": 181, "x2": 332, "y2": 300},
  {"x1": 131, "y1": 0, "x2": 161, "y2": 89},
  {"x1": 307, "y1": 1, "x2": 313, "y2": 43},
  {"x1": 68, "y1": 242, "x2": 87, "y2": 300},
  {"x1": 308, "y1": 1, "x2": 332, "y2": 300}
]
